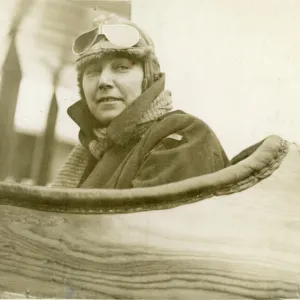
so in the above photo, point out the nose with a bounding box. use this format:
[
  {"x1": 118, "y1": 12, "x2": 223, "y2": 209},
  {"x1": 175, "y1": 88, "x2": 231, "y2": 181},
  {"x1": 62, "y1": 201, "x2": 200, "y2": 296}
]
[{"x1": 98, "y1": 67, "x2": 113, "y2": 90}]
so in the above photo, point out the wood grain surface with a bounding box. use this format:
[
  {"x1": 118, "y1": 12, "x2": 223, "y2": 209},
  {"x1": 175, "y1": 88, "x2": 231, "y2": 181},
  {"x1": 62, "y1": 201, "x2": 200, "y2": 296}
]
[{"x1": 1, "y1": 144, "x2": 300, "y2": 299}]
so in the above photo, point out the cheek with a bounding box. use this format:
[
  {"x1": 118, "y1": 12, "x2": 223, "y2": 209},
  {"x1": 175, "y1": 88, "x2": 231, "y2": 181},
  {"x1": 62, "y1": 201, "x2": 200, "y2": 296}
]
[
  {"x1": 120, "y1": 80, "x2": 142, "y2": 94},
  {"x1": 82, "y1": 78, "x2": 96, "y2": 100},
  {"x1": 115, "y1": 72, "x2": 144, "y2": 100}
]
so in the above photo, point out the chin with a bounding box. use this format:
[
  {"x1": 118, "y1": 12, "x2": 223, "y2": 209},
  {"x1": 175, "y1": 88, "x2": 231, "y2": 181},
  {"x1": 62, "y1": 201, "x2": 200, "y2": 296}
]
[{"x1": 95, "y1": 110, "x2": 124, "y2": 125}]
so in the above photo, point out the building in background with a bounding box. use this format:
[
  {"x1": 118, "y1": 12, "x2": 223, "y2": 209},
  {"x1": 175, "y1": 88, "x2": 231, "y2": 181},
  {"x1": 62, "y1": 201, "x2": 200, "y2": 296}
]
[{"x1": 0, "y1": 0, "x2": 131, "y2": 185}]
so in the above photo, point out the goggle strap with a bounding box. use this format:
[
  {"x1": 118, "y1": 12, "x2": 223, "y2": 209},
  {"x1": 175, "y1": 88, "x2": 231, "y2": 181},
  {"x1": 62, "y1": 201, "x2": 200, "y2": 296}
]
[{"x1": 97, "y1": 23, "x2": 103, "y2": 34}]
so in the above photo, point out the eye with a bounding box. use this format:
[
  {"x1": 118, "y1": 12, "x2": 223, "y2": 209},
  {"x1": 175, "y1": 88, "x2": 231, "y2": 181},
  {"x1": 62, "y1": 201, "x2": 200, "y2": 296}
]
[
  {"x1": 116, "y1": 64, "x2": 130, "y2": 71},
  {"x1": 112, "y1": 58, "x2": 133, "y2": 72},
  {"x1": 85, "y1": 70, "x2": 101, "y2": 78},
  {"x1": 84, "y1": 65, "x2": 102, "y2": 76}
]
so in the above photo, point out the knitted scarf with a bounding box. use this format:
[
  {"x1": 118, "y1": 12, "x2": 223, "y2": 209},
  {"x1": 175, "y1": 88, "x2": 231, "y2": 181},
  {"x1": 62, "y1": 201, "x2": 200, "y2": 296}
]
[{"x1": 49, "y1": 90, "x2": 173, "y2": 188}]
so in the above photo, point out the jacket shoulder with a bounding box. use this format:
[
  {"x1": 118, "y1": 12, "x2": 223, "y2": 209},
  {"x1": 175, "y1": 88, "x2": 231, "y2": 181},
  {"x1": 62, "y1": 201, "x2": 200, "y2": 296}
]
[
  {"x1": 141, "y1": 110, "x2": 215, "y2": 152},
  {"x1": 156, "y1": 110, "x2": 212, "y2": 132}
]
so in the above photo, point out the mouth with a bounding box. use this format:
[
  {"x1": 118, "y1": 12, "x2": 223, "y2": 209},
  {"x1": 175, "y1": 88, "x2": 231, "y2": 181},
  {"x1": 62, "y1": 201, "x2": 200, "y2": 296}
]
[{"x1": 97, "y1": 97, "x2": 123, "y2": 103}]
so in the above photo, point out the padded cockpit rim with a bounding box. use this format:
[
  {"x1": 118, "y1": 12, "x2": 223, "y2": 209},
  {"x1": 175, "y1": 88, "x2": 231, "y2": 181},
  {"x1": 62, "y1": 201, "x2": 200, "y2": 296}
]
[{"x1": 0, "y1": 135, "x2": 289, "y2": 214}]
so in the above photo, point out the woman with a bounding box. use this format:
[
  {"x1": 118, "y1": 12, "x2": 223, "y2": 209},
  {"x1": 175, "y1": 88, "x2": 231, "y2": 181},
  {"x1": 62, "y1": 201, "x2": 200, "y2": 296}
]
[{"x1": 50, "y1": 15, "x2": 229, "y2": 189}]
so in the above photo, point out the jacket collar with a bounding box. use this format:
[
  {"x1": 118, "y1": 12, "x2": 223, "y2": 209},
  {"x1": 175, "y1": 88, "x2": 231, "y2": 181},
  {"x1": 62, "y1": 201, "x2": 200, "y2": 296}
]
[{"x1": 67, "y1": 73, "x2": 165, "y2": 146}]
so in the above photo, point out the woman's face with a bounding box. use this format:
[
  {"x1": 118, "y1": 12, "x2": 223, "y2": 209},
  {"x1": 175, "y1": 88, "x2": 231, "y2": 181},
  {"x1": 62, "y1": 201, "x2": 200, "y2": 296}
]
[{"x1": 82, "y1": 55, "x2": 144, "y2": 125}]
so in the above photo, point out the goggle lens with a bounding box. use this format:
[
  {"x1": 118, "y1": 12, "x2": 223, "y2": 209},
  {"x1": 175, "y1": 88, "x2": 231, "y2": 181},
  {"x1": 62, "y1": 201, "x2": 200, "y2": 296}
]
[
  {"x1": 72, "y1": 28, "x2": 98, "y2": 55},
  {"x1": 73, "y1": 24, "x2": 140, "y2": 55},
  {"x1": 102, "y1": 24, "x2": 140, "y2": 48}
]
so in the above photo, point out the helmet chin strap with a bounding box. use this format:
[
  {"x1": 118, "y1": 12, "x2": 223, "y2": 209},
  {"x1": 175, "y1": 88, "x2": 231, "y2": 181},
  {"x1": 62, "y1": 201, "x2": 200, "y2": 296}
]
[
  {"x1": 142, "y1": 58, "x2": 155, "y2": 91},
  {"x1": 142, "y1": 78, "x2": 148, "y2": 91}
]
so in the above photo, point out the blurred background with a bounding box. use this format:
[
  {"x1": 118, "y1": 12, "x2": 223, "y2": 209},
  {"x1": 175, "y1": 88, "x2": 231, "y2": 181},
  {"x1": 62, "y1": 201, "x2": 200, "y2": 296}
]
[
  {"x1": 0, "y1": 0, "x2": 131, "y2": 185},
  {"x1": 133, "y1": 0, "x2": 300, "y2": 159},
  {"x1": 1, "y1": 0, "x2": 300, "y2": 186}
]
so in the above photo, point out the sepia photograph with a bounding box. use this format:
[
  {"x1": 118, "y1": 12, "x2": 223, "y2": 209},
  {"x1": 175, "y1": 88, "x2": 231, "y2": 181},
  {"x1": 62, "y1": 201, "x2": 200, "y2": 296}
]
[{"x1": 0, "y1": 0, "x2": 300, "y2": 299}]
